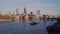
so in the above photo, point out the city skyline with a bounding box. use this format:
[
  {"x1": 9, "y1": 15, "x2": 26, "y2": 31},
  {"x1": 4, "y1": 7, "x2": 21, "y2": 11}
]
[{"x1": 0, "y1": 0, "x2": 60, "y2": 16}]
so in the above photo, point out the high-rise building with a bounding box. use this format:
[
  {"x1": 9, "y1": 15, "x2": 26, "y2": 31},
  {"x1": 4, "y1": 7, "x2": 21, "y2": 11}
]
[
  {"x1": 14, "y1": 8, "x2": 19, "y2": 15},
  {"x1": 30, "y1": 11, "x2": 33, "y2": 15},
  {"x1": 8, "y1": 12, "x2": 11, "y2": 16},
  {"x1": 14, "y1": 8, "x2": 20, "y2": 21},
  {"x1": 16, "y1": 8, "x2": 19, "y2": 15},
  {"x1": 36, "y1": 10, "x2": 40, "y2": 15},
  {"x1": 35, "y1": 10, "x2": 40, "y2": 20},
  {"x1": 24, "y1": 7, "x2": 27, "y2": 15},
  {"x1": 0, "y1": 12, "x2": 1, "y2": 16}
]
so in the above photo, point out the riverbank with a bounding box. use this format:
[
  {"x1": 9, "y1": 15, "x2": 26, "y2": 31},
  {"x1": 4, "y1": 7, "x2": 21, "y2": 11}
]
[{"x1": 0, "y1": 19, "x2": 12, "y2": 22}]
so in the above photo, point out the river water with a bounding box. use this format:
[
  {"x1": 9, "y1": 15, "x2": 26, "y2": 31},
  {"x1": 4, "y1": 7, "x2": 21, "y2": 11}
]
[{"x1": 0, "y1": 20, "x2": 57, "y2": 34}]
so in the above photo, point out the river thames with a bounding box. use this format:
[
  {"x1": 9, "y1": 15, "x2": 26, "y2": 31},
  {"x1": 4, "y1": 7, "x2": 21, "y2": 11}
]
[{"x1": 0, "y1": 20, "x2": 57, "y2": 34}]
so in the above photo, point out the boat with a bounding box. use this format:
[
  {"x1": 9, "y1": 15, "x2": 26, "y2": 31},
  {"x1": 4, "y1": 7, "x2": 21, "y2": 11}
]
[{"x1": 30, "y1": 22, "x2": 39, "y2": 25}]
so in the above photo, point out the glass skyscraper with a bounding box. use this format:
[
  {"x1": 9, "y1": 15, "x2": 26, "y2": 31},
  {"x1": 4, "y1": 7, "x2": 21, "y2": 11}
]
[{"x1": 24, "y1": 7, "x2": 27, "y2": 15}]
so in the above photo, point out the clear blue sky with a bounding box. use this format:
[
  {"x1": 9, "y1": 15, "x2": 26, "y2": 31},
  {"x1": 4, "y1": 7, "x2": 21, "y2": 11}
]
[{"x1": 0, "y1": 0, "x2": 60, "y2": 16}]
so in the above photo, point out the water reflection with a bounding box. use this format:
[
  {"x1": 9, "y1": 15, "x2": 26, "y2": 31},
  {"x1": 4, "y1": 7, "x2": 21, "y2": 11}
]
[{"x1": 0, "y1": 20, "x2": 57, "y2": 34}]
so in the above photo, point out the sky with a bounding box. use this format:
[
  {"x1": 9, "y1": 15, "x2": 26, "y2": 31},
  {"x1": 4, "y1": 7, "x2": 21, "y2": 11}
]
[{"x1": 0, "y1": 0, "x2": 60, "y2": 16}]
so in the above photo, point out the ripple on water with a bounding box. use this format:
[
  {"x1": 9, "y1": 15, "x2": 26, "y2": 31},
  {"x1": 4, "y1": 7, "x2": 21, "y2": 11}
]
[{"x1": 0, "y1": 20, "x2": 57, "y2": 34}]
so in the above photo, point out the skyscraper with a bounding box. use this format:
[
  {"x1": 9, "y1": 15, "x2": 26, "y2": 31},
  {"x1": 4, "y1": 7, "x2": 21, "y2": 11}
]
[
  {"x1": 35, "y1": 10, "x2": 40, "y2": 20},
  {"x1": 36, "y1": 10, "x2": 40, "y2": 15},
  {"x1": 16, "y1": 8, "x2": 19, "y2": 15},
  {"x1": 14, "y1": 8, "x2": 19, "y2": 15},
  {"x1": 24, "y1": 7, "x2": 27, "y2": 15}
]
